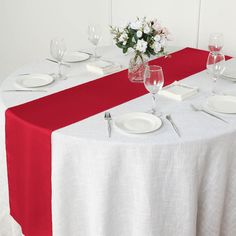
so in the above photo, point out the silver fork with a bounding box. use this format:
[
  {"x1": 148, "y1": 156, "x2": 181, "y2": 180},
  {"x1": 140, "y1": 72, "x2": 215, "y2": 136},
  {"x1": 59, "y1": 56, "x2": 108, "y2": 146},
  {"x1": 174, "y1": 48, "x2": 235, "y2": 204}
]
[
  {"x1": 104, "y1": 112, "x2": 112, "y2": 138},
  {"x1": 165, "y1": 114, "x2": 181, "y2": 137},
  {"x1": 190, "y1": 104, "x2": 228, "y2": 123}
]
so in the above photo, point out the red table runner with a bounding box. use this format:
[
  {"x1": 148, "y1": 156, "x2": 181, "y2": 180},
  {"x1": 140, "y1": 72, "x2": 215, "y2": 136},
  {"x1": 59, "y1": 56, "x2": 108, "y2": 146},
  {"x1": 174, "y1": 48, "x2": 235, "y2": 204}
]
[{"x1": 6, "y1": 48, "x2": 229, "y2": 236}]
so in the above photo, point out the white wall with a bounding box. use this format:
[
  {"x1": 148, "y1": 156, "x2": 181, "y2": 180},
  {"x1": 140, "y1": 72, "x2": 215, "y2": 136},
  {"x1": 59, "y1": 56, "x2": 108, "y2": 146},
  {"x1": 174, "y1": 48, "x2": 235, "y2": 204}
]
[
  {"x1": 198, "y1": 0, "x2": 236, "y2": 56},
  {"x1": 1, "y1": 0, "x2": 236, "y2": 80},
  {"x1": 0, "y1": 0, "x2": 112, "y2": 80}
]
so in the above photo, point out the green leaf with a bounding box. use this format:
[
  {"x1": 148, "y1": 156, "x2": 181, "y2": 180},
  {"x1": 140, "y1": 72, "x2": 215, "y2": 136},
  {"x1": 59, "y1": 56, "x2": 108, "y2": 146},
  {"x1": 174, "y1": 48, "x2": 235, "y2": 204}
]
[{"x1": 123, "y1": 47, "x2": 128, "y2": 53}]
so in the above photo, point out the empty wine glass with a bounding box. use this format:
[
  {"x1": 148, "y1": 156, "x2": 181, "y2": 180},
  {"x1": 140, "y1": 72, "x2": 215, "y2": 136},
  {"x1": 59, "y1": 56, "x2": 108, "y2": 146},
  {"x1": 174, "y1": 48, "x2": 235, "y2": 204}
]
[
  {"x1": 144, "y1": 65, "x2": 164, "y2": 116},
  {"x1": 206, "y1": 52, "x2": 225, "y2": 94},
  {"x1": 88, "y1": 25, "x2": 102, "y2": 59},
  {"x1": 50, "y1": 38, "x2": 67, "y2": 80},
  {"x1": 208, "y1": 33, "x2": 224, "y2": 53}
]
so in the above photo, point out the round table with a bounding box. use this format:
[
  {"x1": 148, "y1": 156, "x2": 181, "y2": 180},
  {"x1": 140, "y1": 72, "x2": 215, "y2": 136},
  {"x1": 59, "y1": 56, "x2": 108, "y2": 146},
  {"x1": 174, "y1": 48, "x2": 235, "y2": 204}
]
[{"x1": 1, "y1": 47, "x2": 236, "y2": 236}]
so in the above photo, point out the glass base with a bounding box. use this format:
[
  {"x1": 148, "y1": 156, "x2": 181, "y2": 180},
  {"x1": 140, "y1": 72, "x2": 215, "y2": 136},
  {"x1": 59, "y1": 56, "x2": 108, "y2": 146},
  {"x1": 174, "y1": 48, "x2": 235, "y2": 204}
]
[
  {"x1": 52, "y1": 73, "x2": 67, "y2": 80},
  {"x1": 146, "y1": 109, "x2": 162, "y2": 117}
]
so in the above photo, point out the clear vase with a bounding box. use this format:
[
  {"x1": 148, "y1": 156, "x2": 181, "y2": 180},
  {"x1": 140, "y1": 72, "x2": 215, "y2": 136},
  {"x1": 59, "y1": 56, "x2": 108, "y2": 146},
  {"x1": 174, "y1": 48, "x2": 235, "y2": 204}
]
[{"x1": 128, "y1": 53, "x2": 148, "y2": 83}]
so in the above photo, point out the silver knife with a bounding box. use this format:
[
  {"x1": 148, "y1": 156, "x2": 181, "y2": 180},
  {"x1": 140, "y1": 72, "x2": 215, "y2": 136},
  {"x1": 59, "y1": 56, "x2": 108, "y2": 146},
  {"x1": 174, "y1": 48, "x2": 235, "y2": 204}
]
[
  {"x1": 166, "y1": 114, "x2": 181, "y2": 137},
  {"x1": 3, "y1": 89, "x2": 47, "y2": 92},
  {"x1": 46, "y1": 58, "x2": 71, "y2": 68}
]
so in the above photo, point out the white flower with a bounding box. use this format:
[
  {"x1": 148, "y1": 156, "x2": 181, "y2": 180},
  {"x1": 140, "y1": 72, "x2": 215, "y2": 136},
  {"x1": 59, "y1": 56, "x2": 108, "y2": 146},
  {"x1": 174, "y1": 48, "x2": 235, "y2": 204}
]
[
  {"x1": 162, "y1": 27, "x2": 169, "y2": 35},
  {"x1": 152, "y1": 19, "x2": 162, "y2": 32},
  {"x1": 143, "y1": 25, "x2": 151, "y2": 34},
  {"x1": 118, "y1": 32, "x2": 128, "y2": 42},
  {"x1": 136, "y1": 30, "x2": 142, "y2": 38},
  {"x1": 130, "y1": 19, "x2": 143, "y2": 30},
  {"x1": 154, "y1": 35, "x2": 161, "y2": 42},
  {"x1": 160, "y1": 38, "x2": 166, "y2": 47},
  {"x1": 136, "y1": 39, "x2": 148, "y2": 53},
  {"x1": 153, "y1": 41, "x2": 162, "y2": 53},
  {"x1": 123, "y1": 41, "x2": 127, "y2": 45}
]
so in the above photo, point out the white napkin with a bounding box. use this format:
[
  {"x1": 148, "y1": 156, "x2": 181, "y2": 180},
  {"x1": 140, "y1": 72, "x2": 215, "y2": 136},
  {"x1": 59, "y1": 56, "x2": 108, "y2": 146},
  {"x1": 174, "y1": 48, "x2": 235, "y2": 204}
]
[
  {"x1": 159, "y1": 81, "x2": 199, "y2": 101},
  {"x1": 86, "y1": 60, "x2": 122, "y2": 75}
]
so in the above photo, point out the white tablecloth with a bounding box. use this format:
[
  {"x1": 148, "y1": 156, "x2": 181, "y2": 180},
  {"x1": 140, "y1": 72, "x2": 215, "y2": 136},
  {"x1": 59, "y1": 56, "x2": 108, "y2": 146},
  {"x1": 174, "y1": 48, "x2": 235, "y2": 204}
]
[{"x1": 1, "y1": 47, "x2": 236, "y2": 236}]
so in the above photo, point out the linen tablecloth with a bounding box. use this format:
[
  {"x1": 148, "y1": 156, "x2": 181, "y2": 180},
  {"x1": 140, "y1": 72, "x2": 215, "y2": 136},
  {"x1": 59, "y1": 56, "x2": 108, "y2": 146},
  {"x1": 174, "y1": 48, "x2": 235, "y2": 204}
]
[{"x1": 1, "y1": 47, "x2": 236, "y2": 236}]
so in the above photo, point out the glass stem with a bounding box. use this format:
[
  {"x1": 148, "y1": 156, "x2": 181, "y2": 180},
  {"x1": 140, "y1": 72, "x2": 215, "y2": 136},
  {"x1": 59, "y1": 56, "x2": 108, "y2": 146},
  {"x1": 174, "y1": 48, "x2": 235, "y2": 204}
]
[
  {"x1": 94, "y1": 45, "x2": 97, "y2": 59},
  {"x1": 212, "y1": 76, "x2": 217, "y2": 94},
  {"x1": 151, "y1": 93, "x2": 157, "y2": 114},
  {"x1": 58, "y1": 61, "x2": 62, "y2": 77}
]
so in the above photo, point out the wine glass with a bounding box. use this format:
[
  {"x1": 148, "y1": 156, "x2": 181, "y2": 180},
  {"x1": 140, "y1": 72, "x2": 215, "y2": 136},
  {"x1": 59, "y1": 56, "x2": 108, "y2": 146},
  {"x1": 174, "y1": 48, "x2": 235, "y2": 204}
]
[
  {"x1": 144, "y1": 65, "x2": 164, "y2": 115},
  {"x1": 206, "y1": 52, "x2": 225, "y2": 94},
  {"x1": 208, "y1": 33, "x2": 224, "y2": 53},
  {"x1": 88, "y1": 25, "x2": 102, "y2": 60},
  {"x1": 50, "y1": 38, "x2": 67, "y2": 80}
]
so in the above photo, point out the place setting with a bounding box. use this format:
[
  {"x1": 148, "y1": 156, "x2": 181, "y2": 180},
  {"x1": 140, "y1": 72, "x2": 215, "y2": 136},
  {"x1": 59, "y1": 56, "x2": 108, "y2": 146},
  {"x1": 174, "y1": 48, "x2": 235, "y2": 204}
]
[
  {"x1": 104, "y1": 64, "x2": 184, "y2": 138},
  {"x1": 174, "y1": 33, "x2": 234, "y2": 124}
]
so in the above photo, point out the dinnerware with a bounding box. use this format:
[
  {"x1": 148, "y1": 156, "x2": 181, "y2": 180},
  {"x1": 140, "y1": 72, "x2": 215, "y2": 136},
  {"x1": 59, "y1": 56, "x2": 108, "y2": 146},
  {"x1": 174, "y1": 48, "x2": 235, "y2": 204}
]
[
  {"x1": 78, "y1": 50, "x2": 93, "y2": 56},
  {"x1": 208, "y1": 33, "x2": 224, "y2": 53},
  {"x1": 206, "y1": 52, "x2": 225, "y2": 93},
  {"x1": 222, "y1": 69, "x2": 236, "y2": 81},
  {"x1": 50, "y1": 38, "x2": 67, "y2": 80},
  {"x1": 165, "y1": 114, "x2": 181, "y2": 137},
  {"x1": 63, "y1": 51, "x2": 90, "y2": 63},
  {"x1": 114, "y1": 112, "x2": 162, "y2": 134},
  {"x1": 144, "y1": 65, "x2": 164, "y2": 116},
  {"x1": 191, "y1": 104, "x2": 228, "y2": 123},
  {"x1": 3, "y1": 89, "x2": 47, "y2": 92},
  {"x1": 15, "y1": 74, "x2": 54, "y2": 88},
  {"x1": 207, "y1": 95, "x2": 236, "y2": 114},
  {"x1": 88, "y1": 25, "x2": 102, "y2": 60},
  {"x1": 46, "y1": 58, "x2": 70, "y2": 68},
  {"x1": 104, "y1": 112, "x2": 112, "y2": 138}
]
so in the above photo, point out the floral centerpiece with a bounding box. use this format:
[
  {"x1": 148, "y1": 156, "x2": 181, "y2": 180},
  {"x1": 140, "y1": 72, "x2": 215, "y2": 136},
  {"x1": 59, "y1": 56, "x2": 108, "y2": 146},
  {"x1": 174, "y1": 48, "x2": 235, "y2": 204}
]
[{"x1": 110, "y1": 17, "x2": 170, "y2": 82}]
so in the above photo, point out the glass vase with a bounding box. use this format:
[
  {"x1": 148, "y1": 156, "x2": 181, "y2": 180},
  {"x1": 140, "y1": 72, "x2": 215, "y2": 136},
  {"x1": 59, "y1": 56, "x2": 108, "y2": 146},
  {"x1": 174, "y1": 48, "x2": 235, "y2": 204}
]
[{"x1": 128, "y1": 53, "x2": 148, "y2": 83}]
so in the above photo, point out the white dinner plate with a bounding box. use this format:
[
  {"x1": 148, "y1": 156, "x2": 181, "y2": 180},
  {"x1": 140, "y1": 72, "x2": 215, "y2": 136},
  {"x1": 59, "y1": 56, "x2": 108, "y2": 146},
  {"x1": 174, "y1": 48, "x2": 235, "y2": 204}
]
[
  {"x1": 207, "y1": 95, "x2": 236, "y2": 114},
  {"x1": 63, "y1": 51, "x2": 90, "y2": 63},
  {"x1": 222, "y1": 68, "x2": 236, "y2": 81},
  {"x1": 114, "y1": 112, "x2": 162, "y2": 134},
  {"x1": 16, "y1": 74, "x2": 54, "y2": 88}
]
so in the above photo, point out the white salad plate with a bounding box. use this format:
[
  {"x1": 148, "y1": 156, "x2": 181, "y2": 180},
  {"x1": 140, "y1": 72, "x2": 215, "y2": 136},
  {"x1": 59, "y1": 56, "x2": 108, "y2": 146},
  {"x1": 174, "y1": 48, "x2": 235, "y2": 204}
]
[
  {"x1": 16, "y1": 74, "x2": 54, "y2": 88},
  {"x1": 207, "y1": 95, "x2": 236, "y2": 114},
  {"x1": 63, "y1": 51, "x2": 90, "y2": 63},
  {"x1": 114, "y1": 112, "x2": 162, "y2": 134}
]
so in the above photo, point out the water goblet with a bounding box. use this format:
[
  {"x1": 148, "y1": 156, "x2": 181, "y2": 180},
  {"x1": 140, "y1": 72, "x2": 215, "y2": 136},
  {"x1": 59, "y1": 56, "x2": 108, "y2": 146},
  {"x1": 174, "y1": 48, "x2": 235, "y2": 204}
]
[
  {"x1": 208, "y1": 33, "x2": 224, "y2": 53},
  {"x1": 144, "y1": 65, "x2": 164, "y2": 116},
  {"x1": 206, "y1": 51, "x2": 225, "y2": 94},
  {"x1": 88, "y1": 25, "x2": 102, "y2": 60},
  {"x1": 50, "y1": 38, "x2": 67, "y2": 80}
]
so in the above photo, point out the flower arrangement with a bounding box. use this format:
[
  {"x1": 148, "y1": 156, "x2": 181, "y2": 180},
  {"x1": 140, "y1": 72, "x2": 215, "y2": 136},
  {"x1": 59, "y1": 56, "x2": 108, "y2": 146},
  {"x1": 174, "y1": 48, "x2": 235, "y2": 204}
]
[{"x1": 110, "y1": 17, "x2": 170, "y2": 61}]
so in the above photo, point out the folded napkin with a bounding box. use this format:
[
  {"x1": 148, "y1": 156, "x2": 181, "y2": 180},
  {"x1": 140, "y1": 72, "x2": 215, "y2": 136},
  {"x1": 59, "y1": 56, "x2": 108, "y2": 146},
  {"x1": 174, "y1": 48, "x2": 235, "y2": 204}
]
[
  {"x1": 159, "y1": 81, "x2": 199, "y2": 101},
  {"x1": 86, "y1": 60, "x2": 122, "y2": 75}
]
